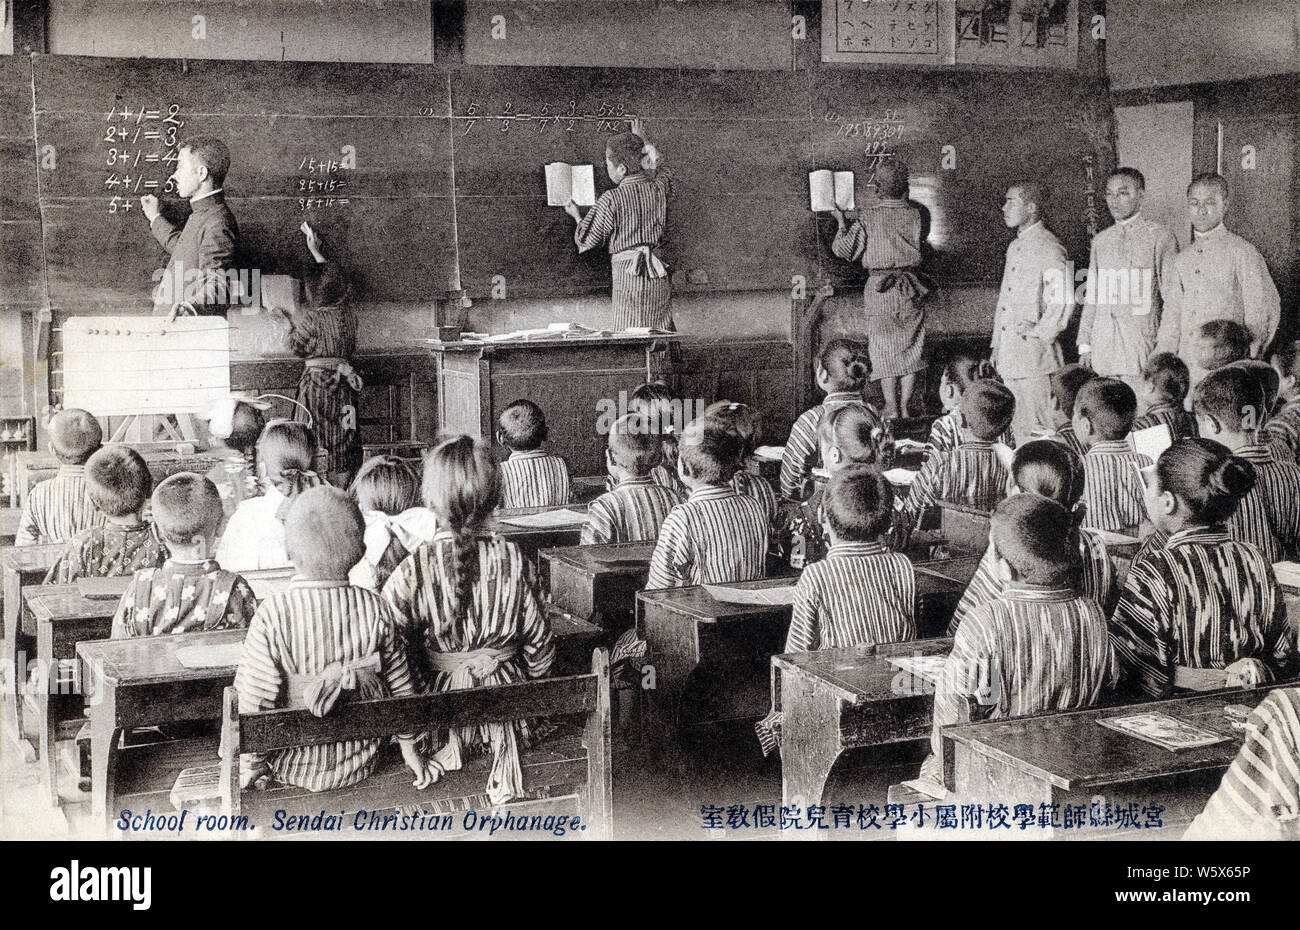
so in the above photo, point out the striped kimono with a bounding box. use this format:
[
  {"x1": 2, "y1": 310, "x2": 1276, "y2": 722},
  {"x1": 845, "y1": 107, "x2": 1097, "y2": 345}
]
[
  {"x1": 732, "y1": 469, "x2": 779, "y2": 533},
  {"x1": 499, "y1": 450, "x2": 570, "y2": 510},
  {"x1": 382, "y1": 534, "x2": 555, "y2": 805},
  {"x1": 948, "y1": 527, "x2": 1115, "y2": 635},
  {"x1": 1110, "y1": 525, "x2": 1294, "y2": 699},
  {"x1": 920, "y1": 583, "x2": 1115, "y2": 782},
  {"x1": 1080, "y1": 439, "x2": 1152, "y2": 532},
  {"x1": 234, "y1": 581, "x2": 415, "y2": 792},
  {"x1": 650, "y1": 461, "x2": 687, "y2": 498},
  {"x1": 1051, "y1": 423, "x2": 1087, "y2": 460},
  {"x1": 1228, "y1": 443, "x2": 1300, "y2": 564},
  {"x1": 1133, "y1": 402, "x2": 1198, "y2": 442},
  {"x1": 1263, "y1": 397, "x2": 1300, "y2": 463},
  {"x1": 43, "y1": 522, "x2": 167, "y2": 585},
  {"x1": 784, "y1": 541, "x2": 916, "y2": 653},
  {"x1": 830, "y1": 198, "x2": 928, "y2": 380},
  {"x1": 575, "y1": 167, "x2": 674, "y2": 332},
  {"x1": 898, "y1": 440, "x2": 1011, "y2": 530},
  {"x1": 286, "y1": 288, "x2": 362, "y2": 485},
  {"x1": 110, "y1": 558, "x2": 257, "y2": 638},
  {"x1": 581, "y1": 477, "x2": 682, "y2": 545},
  {"x1": 925, "y1": 410, "x2": 1015, "y2": 461},
  {"x1": 1184, "y1": 687, "x2": 1300, "y2": 840},
  {"x1": 14, "y1": 466, "x2": 104, "y2": 547},
  {"x1": 779, "y1": 391, "x2": 864, "y2": 501},
  {"x1": 646, "y1": 485, "x2": 768, "y2": 590}
]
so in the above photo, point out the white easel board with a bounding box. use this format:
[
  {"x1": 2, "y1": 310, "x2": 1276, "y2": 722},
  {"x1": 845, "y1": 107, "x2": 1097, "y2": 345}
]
[{"x1": 61, "y1": 316, "x2": 231, "y2": 416}]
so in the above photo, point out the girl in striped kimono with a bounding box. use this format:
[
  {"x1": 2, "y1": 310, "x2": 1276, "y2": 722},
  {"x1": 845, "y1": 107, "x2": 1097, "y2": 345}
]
[
  {"x1": 1184, "y1": 686, "x2": 1300, "y2": 840},
  {"x1": 628, "y1": 381, "x2": 688, "y2": 497},
  {"x1": 780, "y1": 339, "x2": 872, "y2": 502},
  {"x1": 234, "y1": 486, "x2": 433, "y2": 793},
  {"x1": 276, "y1": 222, "x2": 362, "y2": 488},
  {"x1": 568, "y1": 119, "x2": 673, "y2": 332},
  {"x1": 918, "y1": 494, "x2": 1117, "y2": 787},
  {"x1": 1110, "y1": 438, "x2": 1296, "y2": 699},
  {"x1": 347, "y1": 455, "x2": 437, "y2": 591},
  {"x1": 382, "y1": 436, "x2": 556, "y2": 806},
  {"x1": 948, "y1": 440, "x2": 1115, "y2": 635},
  {"x1": 830, "y1": 158, "x2": 930, "y2": 420},
  {"x1": 700, "y1": 401, "x2": 778, "y2": 526}
]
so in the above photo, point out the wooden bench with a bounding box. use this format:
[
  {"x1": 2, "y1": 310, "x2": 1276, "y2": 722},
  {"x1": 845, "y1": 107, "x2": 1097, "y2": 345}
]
[
  {"x1": 936, "y1": 683, "x2": 1297, "y2": 839},
  {"x1": 204, "y1": 649, "x2": 612, "y2": 840}
]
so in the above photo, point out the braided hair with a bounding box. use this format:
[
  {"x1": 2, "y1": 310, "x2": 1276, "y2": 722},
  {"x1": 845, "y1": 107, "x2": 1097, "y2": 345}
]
[{"x1": 422, "y1": 436, "x2": 500, "y2": 625}]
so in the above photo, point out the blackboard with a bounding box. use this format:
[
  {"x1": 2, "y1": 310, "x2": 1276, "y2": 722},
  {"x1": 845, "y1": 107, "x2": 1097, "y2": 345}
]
[
  {"x1": 26, "y1": 55, "x2": 458, "y2": 314},
  {"x1": 8, "y1": 55, "x2": 1104, "y2": 316}
]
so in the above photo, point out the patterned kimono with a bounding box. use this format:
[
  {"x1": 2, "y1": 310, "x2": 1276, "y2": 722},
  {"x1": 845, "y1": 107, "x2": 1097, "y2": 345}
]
[
  {"x1": 382, "y1": 533, "x2": 555, "y2": 805},
  {"x1": 110, "y1": 558, "x2": 257, "y2": 638},
  {"x1": 43, "y1": 522, "x2": 168, "y2": 585}
]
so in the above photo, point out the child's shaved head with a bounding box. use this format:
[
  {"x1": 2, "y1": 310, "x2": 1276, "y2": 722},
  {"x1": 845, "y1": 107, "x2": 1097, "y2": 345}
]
[
  {"x1": 284, "y1": 485, "x2": 365, "y2": 579},
  {"x1": 49, "y1": 408, "x2": 103, "y2": 465}
]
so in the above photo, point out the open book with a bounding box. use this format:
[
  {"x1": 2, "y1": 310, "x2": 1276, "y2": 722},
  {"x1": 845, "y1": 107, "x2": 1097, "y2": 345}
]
[
  {"x1": 703, "y1": 583, "x2": 797, "y2": 607},
  {"x1": 1132, "y1": 423, "x2": 1173, "y2": 463},
  {"x1": 545, "y1": 162, "x2": 596, "y2": 207},
  {"x1": 498, "y1": 508, "x2": 588, "y2": 529},
  {"x1": 809, "y1": 169, "x2": 855, "y2": 212}
]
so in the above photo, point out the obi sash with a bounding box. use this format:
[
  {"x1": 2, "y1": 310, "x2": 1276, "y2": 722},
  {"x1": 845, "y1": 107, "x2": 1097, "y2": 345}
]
[
  {"x1": 612, "y1": 245, "x2": 668, "y2": 279},
  {"x1": 286, "y1": 653, "x2": 388, "y2": 717}
]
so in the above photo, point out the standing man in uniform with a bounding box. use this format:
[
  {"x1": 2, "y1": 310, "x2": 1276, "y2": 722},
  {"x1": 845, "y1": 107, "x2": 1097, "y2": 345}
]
[
  {"x1": 1157, "y1": 172, "x2": 1281, "y2": 386},
  {"x1": 1077, "y1": 167, "x2": 1178, "y2": 393},
  {"x1": 140, "y1": 135, "x2": 240, "y2": 316},
  {"x1": 992, "y1": 181, "x2": 1072, "y2": 443}
]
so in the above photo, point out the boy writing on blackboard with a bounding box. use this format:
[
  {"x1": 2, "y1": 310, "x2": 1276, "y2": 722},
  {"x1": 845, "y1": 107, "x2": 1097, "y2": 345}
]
[
  {"x1": 140, "y1": 135, "x2": 239, "y2": 316},
  {"x1": 566, "y1": 119, "x2": 674, "y2": 332}
]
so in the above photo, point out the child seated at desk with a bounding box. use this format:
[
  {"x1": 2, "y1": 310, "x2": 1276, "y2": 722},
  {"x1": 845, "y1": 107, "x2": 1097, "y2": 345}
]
[
  {"x1": 756, "y1": 467, "x2": 914, "y2": 757},
  {"x1": 1110, "y1": 438, "x2": 1294, "y2": 699},
  {"x1": 1184, "y1": 686, "x2": 1300, "y2": 841},
  {"x1": 1229, "y1": 359, "x2": 1293, "y2": 463},
  {"x1": 44, "y1": 446, "x2": 167, "y2": 584},
  {"x1": 1194, "y1": 365, "x2": 1300, "y2": 564},
  {"x1": 347, "y1": 455, "x2": 437, "y2": 591},
  {"x1": 15, "y1": 408, "x2": 104, "y2": 547},
  {"x1": 1043, "y1": 363, "x2": 1095, "y2": 458},
  {"x1": 582, "y1": 412, "x2": 682, "y2": 545},
  {"x1": 496, "y1": 399, "x2": 570, "y2": 509},
  {"x1": 785, "y1": 401, "x2": 889, "y2": 569},
  {"x1": 703, "y1": 401, "x2": 777, "y2": 525},
  {"x1": 1074, "y1": 378, "x2": 1151, "y2": 532},
  {"x1": 202, "y1": 396, "x2": 265, "y2": 524},
  {"x1": 1195, "y1": 318, "x2": 1251, "y2": 376},
  {"x1": 897, "y1": 379, "x2": 1014, "y2": 534},
  {"x1": 628, "y1": 380, "x2": 688, "y2": 496},
  {"x1": 1264, "y1": 340, "x2": 1300, "y2": 462},
  {"x1": 1132, "y1": 352, "x2": 1197, "y2": 441},
  {"x1": 926, "y1": 351, "x2": 1013, "y2": 461},
  {"x1": 111, "y1": 473, "x2": 257, "y2": 638},
  {"x1": 780, "y1": 339, "x2": 871, "y2": 502},
  {"x1": 235, "y1": 485, "x2": 432, "y2": 792},
  {"x1": 645, "y1": 417, "x2": 769, "y2": 590},
  {"x1": 382, "y1": 436, "x2": 555, "y2": 805},
  {"x1": 918, "y1": 494, "x2": 1116, "y2": 786},
  {"x1": 216, "y1": 421, "x2": 323, "y2": 572}
]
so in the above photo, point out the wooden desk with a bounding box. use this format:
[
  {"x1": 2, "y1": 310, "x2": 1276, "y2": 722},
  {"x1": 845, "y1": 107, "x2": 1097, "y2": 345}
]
[
  {"x1": 23, "y1": 568, "x2": 293, "y2": 804},
  {"x1": 429, "y1": 334, "x2": 678, "y2": 478},
  {"x1": 0, "y1": 507, "x2": 21, "y2": 546},
  {"x1": 941, "y1": 685, "x2": 1292, "y2": 838},
  {"x1": 2, "y1": 544, "x2": 61, "y2": 757},
  {"x1": 638, "y1": 568, "x2": 967, "y2": 750},
  {"x1": 541, "y1": 541, "x2": 653, "y2": 631},
  {"x1": 773, "y1": 638, "x2": 953, "y2": 826},
  {"x1": 485, "y1": 503, "x2": 590, "y2": 562}
]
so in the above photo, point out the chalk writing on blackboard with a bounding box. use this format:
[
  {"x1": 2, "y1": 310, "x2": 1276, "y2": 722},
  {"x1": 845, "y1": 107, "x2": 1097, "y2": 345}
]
[
  {"x1": 450, "y1": 100, "x2": 640, "y2": 136},
  {"x1": 296, "y1": 154, "x2": 350, "y2": 211},
  {"x1": 823, "y1": 109, "x2": 908, "y2": 185},
  {"x1": 103, "y1": 103, "x2": 183, "y2": 216}
]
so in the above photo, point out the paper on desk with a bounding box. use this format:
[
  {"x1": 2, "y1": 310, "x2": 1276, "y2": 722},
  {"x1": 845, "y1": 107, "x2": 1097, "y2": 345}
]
[
  {"x1": 1097, "y1": 712, "x2": 1231, "y2": 752},
  {"x1": 703, "y1": 583, "x2": 797, "y2": 606},
  {"x1": 498, "y1": 508, "x2": 588, "y2": 529},
  {"x1": 174, "y1": 642, "x2": 244, "y2": 670},
  {"x1": 887, "y1": 654, "x2": 947, "y2": 687},
  {"x1": 1273, "y1": 561, "x2": 1300, "y2": 589},
  {"x1": 884, "y1": 467, "x2": 919, "y2": 486},
  {"x1": 752, "y1": 445, "x2": 785, "y2": 462}
]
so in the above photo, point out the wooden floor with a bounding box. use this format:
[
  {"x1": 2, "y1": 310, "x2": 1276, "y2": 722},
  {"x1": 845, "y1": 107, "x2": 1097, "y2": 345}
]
[{"x1": 0, "y1": 699, "x2": 917, "y2": 841}]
